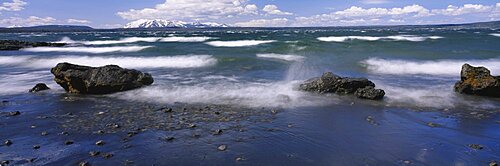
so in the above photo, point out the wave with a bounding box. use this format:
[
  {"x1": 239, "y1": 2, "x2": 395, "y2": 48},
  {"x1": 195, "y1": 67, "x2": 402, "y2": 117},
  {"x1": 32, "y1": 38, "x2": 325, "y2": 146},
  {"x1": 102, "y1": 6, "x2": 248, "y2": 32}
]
[
  {"x1": 362, "y1": 58, "x2": 500, "y2": 76},
  {"x1": 257, "y1": 54, "x2": 305, "y2": 62},
  {"x1": 21, "y1": 46, "x2": 152, "y2": 54},
  {"x1": 0, "y1": 71, "x2": 56, "y2": 95},
  {"x1": 317, "y1": 35, "x2": 443, "y2": 42},
  {"x1": 490, "y1": 33, "x2": 500, "y2": 37},
  {"x1": 205, "y1": 40, "x2": 275, "y2": 47},
  {"x1": 160, "y1": 36, "x2": 213, "y2": 42},
  {"x1": 0, "y1": 55, "x2": 217, "y2": 69},
  {"x1": 116, "y1": 81, "x2": 334, "y2": 108}
]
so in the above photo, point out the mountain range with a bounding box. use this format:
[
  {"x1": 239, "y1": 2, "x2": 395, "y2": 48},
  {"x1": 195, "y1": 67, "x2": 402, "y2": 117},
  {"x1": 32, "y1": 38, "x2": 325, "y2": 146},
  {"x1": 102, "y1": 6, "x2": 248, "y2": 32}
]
[{"x1": 123, "y1": 19, "x2": 231, "y2": 29}]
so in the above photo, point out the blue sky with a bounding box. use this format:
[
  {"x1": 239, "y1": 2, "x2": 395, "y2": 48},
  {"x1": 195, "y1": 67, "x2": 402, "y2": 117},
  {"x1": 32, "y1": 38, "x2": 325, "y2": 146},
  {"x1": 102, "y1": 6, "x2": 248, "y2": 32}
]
[{"x1": 0, "y1": 0, "x2": 499, "y2": 28}]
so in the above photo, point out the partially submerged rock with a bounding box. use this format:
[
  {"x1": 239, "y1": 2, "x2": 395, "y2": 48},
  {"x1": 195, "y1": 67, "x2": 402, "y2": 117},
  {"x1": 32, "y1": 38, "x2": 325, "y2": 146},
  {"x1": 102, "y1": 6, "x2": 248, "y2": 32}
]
[
  {"x1": 29, "y1": 83, "x2": 50, "y2": 93},
  {"x1": 51, "y1": 63, "x2": 154, "y2": 94},
  {"x1": 300, "y1": 72, "x2": 385, "y2": 100},
  {"x1": 0, "y1": 40, "x2": 66, "y2": 50},
  {"x1": 454, "y1": 64, "x2": 500, "y2": 97}
]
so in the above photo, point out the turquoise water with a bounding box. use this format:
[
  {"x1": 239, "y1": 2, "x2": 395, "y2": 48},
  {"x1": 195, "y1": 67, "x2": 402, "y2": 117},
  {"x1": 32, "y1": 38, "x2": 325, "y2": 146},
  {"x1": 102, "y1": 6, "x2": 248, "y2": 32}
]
[{"x1": 0, "y1": 26, "x2": 499, "y2": 165}]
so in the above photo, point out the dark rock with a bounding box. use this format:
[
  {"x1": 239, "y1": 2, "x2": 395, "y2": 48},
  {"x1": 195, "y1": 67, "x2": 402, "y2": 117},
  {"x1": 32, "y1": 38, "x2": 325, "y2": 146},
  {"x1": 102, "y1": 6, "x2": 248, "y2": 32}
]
[
  {"x1": 213, "y1": 129, "x2": 223, "y2": 135},
  {"x1": 33, "y1": 145, "x2": 40, "y2": 149},
  {"x1": 427, "y1": 122, "x2": 440, "y2": 127},
  {"x1": 51, "y1": 62, "x2": 154, "y2": 94},
  {"x1": 64, "y1": 140, "x2": 74, "y2": 145},
  {"x1": 29, "y1": 83, "x2": 50, "y2": 93},
  {"x1": 468, "y1": 144, "x2": 484, "y2": 150},
  {"x1": 218, "y1": 145, "x2": 227, "y2": 151},
  {"x1": 454, "y1": 64, "x2": 500, "y2": 97},
  {"x1": 0, "y1": 40, "x2": 66, "y2": 51},
  {"x1": 1, "y1": 160, "x2": 10, "y2": 166},
  {"x1": 300, "y1": 72, "x2": 383, "y2": 100},
  {"x1": 163, "y1": 136, "x2": 175, "y2": 141},
  {"x1": 95, "y1": 140, "x2": 105, "y2": 146},
  {"x1": 102, "y1": 153, "x2": 113, "y2": 159},
  {"x1": 41, "y1": 131, "x2": 48, "y2": 136},
  {"x1": 4, "y1": 140, "x2": 12, "y2": 146},
  {"x1": 355, "y1": 86, "x2": 385, "y2": 100},
  {"x1": 89, "y1": 151, "x2": 100, "y2": 157},
  {"x1": 490, "y1": 161, "x2": 498, "y2": 166},
  {"x1": 79, "y1": 161, "x2": 90, "y2": 166}
]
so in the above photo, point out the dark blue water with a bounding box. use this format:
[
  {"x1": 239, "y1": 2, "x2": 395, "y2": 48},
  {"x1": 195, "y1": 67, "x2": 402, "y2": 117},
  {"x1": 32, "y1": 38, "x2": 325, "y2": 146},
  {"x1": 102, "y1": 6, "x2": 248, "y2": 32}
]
[{"x1": 0, "y1": 27, "x2": 499, "y2": 165}]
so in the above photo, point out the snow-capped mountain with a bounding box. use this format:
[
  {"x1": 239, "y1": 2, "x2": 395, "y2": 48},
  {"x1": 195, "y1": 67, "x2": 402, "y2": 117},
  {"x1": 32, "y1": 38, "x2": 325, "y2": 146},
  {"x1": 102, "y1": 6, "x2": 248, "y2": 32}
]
[{"x1": 124, "y1": 19, "x2": 230, "y2": 29}]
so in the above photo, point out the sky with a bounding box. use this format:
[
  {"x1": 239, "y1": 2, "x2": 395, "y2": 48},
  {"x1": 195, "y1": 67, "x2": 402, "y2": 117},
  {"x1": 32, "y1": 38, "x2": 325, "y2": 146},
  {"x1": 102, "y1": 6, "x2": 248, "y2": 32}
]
[{"x1": 0, "y1": 0, "x2": 499, "y2": 28}]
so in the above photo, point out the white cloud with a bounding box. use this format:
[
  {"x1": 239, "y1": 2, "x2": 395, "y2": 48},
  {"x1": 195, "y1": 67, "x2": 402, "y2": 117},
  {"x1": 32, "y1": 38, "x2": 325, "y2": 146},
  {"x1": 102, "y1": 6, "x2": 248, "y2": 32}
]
[
  {"x1": 117, "y1": 0, "x2": 259, "y2": 21},
  {"x1": 361, "y1": 0, "x2": 390, "y2": 5},
  {"x1": 234, "y1": 18, "x2": 289, "y2": 27},
  {"x1": 0, "y1": 16, "x2": 56, "y2": 27},
  {"x1": 0, "y1": 0, "x2": 27, "y2": 11},
  {"x1": 67, "y1": 19, "x2": 91, "y2": 24},
  {"x1": 262, "y1": 5, "x2": 293, "y2": 15},
  {"x1": 432, "y1": 4, "x2": 493, "y2": 16}
]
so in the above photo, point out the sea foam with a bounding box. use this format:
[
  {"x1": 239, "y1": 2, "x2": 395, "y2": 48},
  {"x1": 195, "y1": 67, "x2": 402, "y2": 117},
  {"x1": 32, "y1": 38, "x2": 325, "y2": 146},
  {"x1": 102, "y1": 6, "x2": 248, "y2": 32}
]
[
  {"x1": 490, "y1": 33, "x2": 500, "y2": 37},
  {"x1": 317, "y1": 35, "x2": 443, "y2": 42},
  {"x1": 257, "y1": 54, "x2": 305, "y2": 62},
  {"x1": 0, "y1": 55, "x2": 217, "y2": 69},
  {"x1": 205, "y1": 40, "x2": 275, "y2": 47},
  {"x1": 362, "y1": 58, "x2": 500, "y2": 76},
  {"x1": 21, "y1": 46, "x2": 152, "y2": 54},
  {"x1": 160, "y1": 36, "x2": 213, "y2": 42}
]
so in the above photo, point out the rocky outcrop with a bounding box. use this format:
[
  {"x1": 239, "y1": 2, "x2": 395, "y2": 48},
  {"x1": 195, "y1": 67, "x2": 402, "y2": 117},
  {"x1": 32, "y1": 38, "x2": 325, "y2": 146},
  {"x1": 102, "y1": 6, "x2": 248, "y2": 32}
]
[
  {"x1": 300, "y1": 72, "x2": 385, "y2": 100},
  {"x1": 51, "y1": 63, "x2": 154, "y2": 94},
  {"x1": 454, "y1": 64, "x2": 500, "y2": 97},
  {"x1": 29, "y1": 83, "x2": 50, "y2": 93},
  {"x1": 0, "y1": 40, "x2": 66, "y2": 50}
]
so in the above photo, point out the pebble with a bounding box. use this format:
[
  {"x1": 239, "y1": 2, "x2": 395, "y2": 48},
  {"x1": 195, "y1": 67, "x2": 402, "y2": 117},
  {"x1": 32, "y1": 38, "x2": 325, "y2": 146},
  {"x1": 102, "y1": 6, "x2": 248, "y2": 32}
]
[
  {"x1": 403, "y1": 160, "x2": 411, "y2": 164},
  {"x1": 26, "y1": 158, "x2": 36, "y2": 163},
  {"x1": 95, "y1": 140, "x2": 105, "y2": 146},
  {"x1": 102, "y1": 153, "x2": 113, "y2": 159},
  {"x1": 30, "y1": 125, "x2": 37, "y2": 129},
  {"x1": 8, "y1": 111, "x2": 20, "y2": 116},
  {"x1": 163, "y1": 108, "x2": 173, "y2": 113},
  {"x1": 33, "y1": 145, "x2": 40, "y2": 149},
  {"x1": 41, "y1": 131, "x2": 48, "y2": 136},
  {"x1": 89, "y1": 151, "x2": 100, "y2": 157},
  {"x1": 97, "y1": 111, "x2": 105, "y2": 115},
  {"x1": 427, "y1": 122, "x2": 440, "y2": 127},
  {"x1": 124, "y1": 160, "x2": 134, "y2": 165},
  {"x1": 468, "y1": 144, "x2": 484, "y2": 150},
  {"x1": 60, "y1": 131, "x2": 69, "y2": 135},
  {"x1": 188, "y1": 123, "x2": 197, "y2": 128},
  {"x1": 127, "y1": 131, "x2": 138, "y2": 137},
  {"x1": 4, "y1": 140, "x2": 12, "y2": 146},
  {"x1": 64, "y1": 140, "x2": 74, "y2": 145},
  {"x1": 96, "y1": 130, "x2": 105, "y2": 134},
  {"x1": 79, "y1": 161, "x2": 90, "y2": 166},
  {"x1": 213, "y1": 129, "x2": 223, "y2": 135},
  {"x1": 490, "y1": 161, "x2": 498, "y2": 166},
  {"x1": 271, "y1": 109, "x2": 278, "y2": 114},
  {"x1": 1, "y1": 160, "x2": 9, "y2": 165},
  {"x1": 236, "y1": 157, "x2": 245, "y2": 161},
  {"x1": 218, "y1": 145, "x2": 227, "y2": 151},
  {"x1": 164, "y1": 136, "x2": 175, "y2": 141}
]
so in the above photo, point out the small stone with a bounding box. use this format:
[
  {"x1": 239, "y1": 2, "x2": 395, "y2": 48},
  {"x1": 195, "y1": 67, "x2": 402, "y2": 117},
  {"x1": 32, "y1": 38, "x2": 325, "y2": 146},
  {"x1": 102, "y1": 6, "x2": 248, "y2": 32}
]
[
  {"x1": 1, "y1": 160, "x2": 10, "y2": 165},
  {"x1": 123, "y1": 160, "x2": 134, "y2": 165},
  {"x1": 96, "y1": 130, "x2": 105, "y2": 134},
  {"x1": 236, "y1": 157, "x2": 245, "y2": 161},
  {"x1": 97, "y1": 112, "x2": 105, "y2": 115},
  {"x1": 218, "y1": 145, "x2": 227, "y2": 151},
  {"x1": 4, "y1": 140, "x2": 12, "y2": 146},
  {"x1": 188, "y1": 123, "x2": 196, "y2": 128},
  {"x1": 163, "y1": 108, "x2": 173, "y2": 113},
  {"x1": 8, "y1": 111, "x2": 20, "y2": 116},
  {"x1": 30, "y1": 125, "x2": 37, "y2": 129},
  {"x1": 127, "y1": 131, "x2": 138, "y2": 137},
  {"x1": 64, "y1": 140, "x2": 74, "y2": 145},
  {"x1": 29, "y1": 83, "x2": 50, "y2": 93},
  {"x1": 41, "y1": 131, "x2": 48, "y2": 136},
  {"x1": 213, "y1": 129, "x2": 223, "y2": 135},
  {"x1": 271, "y1": 109, "x2": 278, "y2": 114},
  {"x1": 111, "y1": 124, "x2": 120, "y2": 129},
  {"x1": 287, "y1": 124, "x2": 294, "y2": 128},
  {"x1": 27, "y1": 158, "x2": 36, "y2": 163},
  {"x1": 403, "y1": 160, "x2": 411, "y2": 164},
  {"x1": 427, "y1": 122, "x2": 440, "y2": 127},
  {"x1": 33, "y1": 145, "x2": 40, "y2": 149},
  {"x1": 89, "y1": 151, "x2": 100, "y2": 157},
  {"x1": 490, "y1": 161, "x2": 498, "y2": 166},
  {"x1": 79, "y1": 161, "x2": 90, "y2": 166},
  {"x1": 164, "y1": 136, "x2": 175, "y2": 141},
  {"x1": 60, "y1": 131, "x2": 69, "y2": 135},
  {"x1": 468, "y1": 144, "x2": 484, "y2": 150},
  {"x1": 95, "y1": 140, "x2": 105, "y2": 146},
  {"x1": 102, "y1": 153, "x2": 113, "y2": 159}
]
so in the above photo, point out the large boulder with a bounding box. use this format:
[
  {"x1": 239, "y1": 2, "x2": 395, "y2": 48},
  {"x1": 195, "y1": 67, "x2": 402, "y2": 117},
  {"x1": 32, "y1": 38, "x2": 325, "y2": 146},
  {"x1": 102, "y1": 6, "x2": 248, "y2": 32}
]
[
  {"x1": 0, "y1": 40, "x2": 66, "y2": 50},
  {"x1": 51, "y1": 63, "x2": 154, "y2": 94},
  {"x1": 299, "y1": 72, "x2": 385, "y2": 100},
  {"x1": 454, "y1": 64, "x2": 500, "y2": 97}
]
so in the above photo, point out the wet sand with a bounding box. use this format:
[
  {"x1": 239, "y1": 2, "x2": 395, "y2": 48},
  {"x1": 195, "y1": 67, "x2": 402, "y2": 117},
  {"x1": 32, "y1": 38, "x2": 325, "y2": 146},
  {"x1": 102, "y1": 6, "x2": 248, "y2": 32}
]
[{"x1": 0, "y1": 92, "x2": 499, "y2": 165}]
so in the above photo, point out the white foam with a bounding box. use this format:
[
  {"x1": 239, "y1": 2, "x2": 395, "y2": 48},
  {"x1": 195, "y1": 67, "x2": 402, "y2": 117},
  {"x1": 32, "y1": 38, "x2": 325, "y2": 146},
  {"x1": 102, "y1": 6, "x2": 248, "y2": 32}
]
[
  {"x1": 257, "y1": 54, "x2": 305, "y2": 62},
  {"x1": 317, "y1": 35, "x2": 443, "y2": 42},
  {"x1": 21, "y1": 46, "x2": 152, "y2": 54},
  {"x1": 0, "y1": 71, "x2": 57, "y2": 95},
  {"x1": 490, "y1": 33, "x2": 500, "y2": 37},
  {"x1": 362, "y1": 58, "x2": 500, "y2": 76},
  {"x1": 82, "y1": 37, "x2": 160, "y2": 45},
  {"x1": 205, "y1": 40, "x2": 275, "y2": 47},
  {"x1": 116, "y1": 81, "x2": 333, "y2": 108},
  {"x1": 160, "y1": 36, "x2": 213, "y2": 42},
  {"x1": 0, "y1": 55, "x2": 217, "y2": 69}
]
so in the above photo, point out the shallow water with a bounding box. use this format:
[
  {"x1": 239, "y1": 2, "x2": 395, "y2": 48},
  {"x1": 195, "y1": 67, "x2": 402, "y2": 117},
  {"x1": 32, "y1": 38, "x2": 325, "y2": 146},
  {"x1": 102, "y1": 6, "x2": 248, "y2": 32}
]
[{"x1": 0, "y1": 26, "x2": 499, "y2": 165}]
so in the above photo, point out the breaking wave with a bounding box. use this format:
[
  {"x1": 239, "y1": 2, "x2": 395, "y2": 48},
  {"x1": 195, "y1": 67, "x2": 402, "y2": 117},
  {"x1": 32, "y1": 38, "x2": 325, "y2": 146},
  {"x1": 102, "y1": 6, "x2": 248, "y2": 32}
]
[
  {"x1": 317, "y1": 35, "x2": 443, "y2": 42},
  {"x1": 490, "y1": 33, "x2": 500, "y2": 37},
  {"x1": 160, "y1": 36, "x2": 213, "y2": 42},
  {"x1": 56, "y1": 36, "x2": 213, "y2": 45},
  {"x1": 205, "y1": 40, "x2": 275, "y2": 47},
  {"x1": 257, "y1": 53, "x2": 305, "y2": 62},
  {"x1": 0, "y1": 55, "x2": 217, "y2": 69},
  {"x1": 21, "y1": 46, "x2": 152, "y2": 54},
  {"x1": 362, "y1": 58, "x2": 500, "y2": 76}
]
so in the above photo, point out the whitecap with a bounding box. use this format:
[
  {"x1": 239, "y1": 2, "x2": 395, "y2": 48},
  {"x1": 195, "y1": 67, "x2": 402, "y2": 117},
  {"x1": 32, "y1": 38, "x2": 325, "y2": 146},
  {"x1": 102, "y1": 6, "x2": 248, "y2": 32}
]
[
  {"x1": 21, "y1": 46, "x2": 152, "y2": 54},
  {"x1": 317, "y1": 35, "x2": 443, "y2": 42},
  {"x1": 362, "y1": 58, "x2": 500, "y2": 76},
  {"x1": 160, "y1": 36, "x2": 213, "y2": 42},
  {"x1": 490, "y1": 33, "x2": 500, "y2": 37},
  {"x1": 205, "y1": 40, "x2": 275, "y2": 47},
  {"x1": 257, "y1": 53, "x2": 305, "y2": 62},
  {"x1": 0, "y1": 55, "x2": 217, "y2": 69}
]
